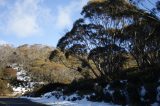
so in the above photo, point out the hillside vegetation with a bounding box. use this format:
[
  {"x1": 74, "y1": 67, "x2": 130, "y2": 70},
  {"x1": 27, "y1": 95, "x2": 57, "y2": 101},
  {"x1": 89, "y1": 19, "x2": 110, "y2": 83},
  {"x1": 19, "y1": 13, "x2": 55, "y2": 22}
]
[{"x1": 0, "y1": 44, "x2": 82, "y2": 95}]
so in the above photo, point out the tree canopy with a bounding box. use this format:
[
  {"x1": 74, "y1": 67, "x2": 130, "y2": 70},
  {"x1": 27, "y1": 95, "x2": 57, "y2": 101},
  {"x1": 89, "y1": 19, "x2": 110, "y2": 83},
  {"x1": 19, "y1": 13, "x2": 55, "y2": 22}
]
[{"x1": 57, "y1": 0, "x2": 160, "y2": 79}]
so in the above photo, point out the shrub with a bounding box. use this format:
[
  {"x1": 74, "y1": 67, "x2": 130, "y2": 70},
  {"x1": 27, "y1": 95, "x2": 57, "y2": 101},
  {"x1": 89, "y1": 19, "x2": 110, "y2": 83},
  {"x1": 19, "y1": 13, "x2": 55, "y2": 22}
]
[
  {"x1": 112, "y1": 90, "x2": 126, "y2": 105},
  {"x1": 29, "y1": 59, "x2": 76, "y2": 84},
  {"x1": 0, "y1": 79, "x2": 12, "y2": 96},
  {"x1": 2, "y1": 67, "x2": 17, "y2": 80}
]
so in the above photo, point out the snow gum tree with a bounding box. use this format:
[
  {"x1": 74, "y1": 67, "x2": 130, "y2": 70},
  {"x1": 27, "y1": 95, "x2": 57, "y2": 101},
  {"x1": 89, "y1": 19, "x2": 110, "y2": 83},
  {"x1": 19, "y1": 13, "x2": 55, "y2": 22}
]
[{"x1": 57, "y1": 0, "x2": 160, "y2": 80}]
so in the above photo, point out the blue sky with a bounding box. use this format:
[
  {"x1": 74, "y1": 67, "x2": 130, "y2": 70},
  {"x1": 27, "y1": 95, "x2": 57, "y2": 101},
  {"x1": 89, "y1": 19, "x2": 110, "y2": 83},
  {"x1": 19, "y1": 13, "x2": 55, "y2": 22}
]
[
  {"x1": 0, "y1": 0, "x2": 158, "y2": 47},
  {"x1": 0, "y1": 0, "x2": 88, "y2": 47}
]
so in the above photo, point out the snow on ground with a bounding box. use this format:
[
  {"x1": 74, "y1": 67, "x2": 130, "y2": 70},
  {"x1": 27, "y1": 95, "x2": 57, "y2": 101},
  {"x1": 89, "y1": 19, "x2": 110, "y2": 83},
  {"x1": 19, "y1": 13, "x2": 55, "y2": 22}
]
[
  {"x1": 156, "y1": 86, "x2": 160, "y2": 102},
  {"x1": 22, "y1": 92, "x2": 118, "y2": 106},
  {"x1": 103, "y1": 84, "x2": 114, "y2": 95},
  {"x1": 11, "y1": 63, "x2": 31, "y2": 81},
  {"x1": 16, "y1": 69, "x2": 30, "y2": 81},
  {"x1": 140, "y1": 86, "x2": 146, "y2": 101},
  {"x1": 12, "y1": 87, "x2": 28, "y2": 95},
  {"x1": 10, "y1": 63, "x2": 45, "y2": 96},
  {"x1": 151, "y1": 102, "x2": 160, "y2": 106},
  {"x1": 9, "y1": 64, "x2": 31, "y2": 95}
]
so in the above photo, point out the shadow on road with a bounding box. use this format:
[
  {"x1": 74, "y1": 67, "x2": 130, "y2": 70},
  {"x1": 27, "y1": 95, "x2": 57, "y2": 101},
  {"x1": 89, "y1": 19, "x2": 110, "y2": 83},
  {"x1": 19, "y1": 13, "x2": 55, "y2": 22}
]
[{"x1": 0, "y1": 98, "x2": 48, "y2": 106}]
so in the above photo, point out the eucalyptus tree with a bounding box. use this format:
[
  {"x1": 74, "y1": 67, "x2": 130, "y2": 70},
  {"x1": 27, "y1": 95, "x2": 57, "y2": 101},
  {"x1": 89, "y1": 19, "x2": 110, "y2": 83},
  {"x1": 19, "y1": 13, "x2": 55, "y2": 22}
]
[
  {"x1": 57, "y1": 13, "x2": 127, "y2": 79},
  {"x1": 57, "y1": 0, "x2": 160, "y2": 80},
  {"x1": 57, "y1": 19, "x2": 103, "y2": 78},
  {"x1": 82, "y1": 0, "x2": 160, "y2": 68}
]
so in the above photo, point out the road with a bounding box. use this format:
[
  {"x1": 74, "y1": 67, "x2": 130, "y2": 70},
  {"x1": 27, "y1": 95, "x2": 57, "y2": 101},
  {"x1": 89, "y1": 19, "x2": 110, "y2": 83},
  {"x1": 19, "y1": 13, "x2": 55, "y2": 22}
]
[{"x1": 0, "y1": 98, "x2": 48, "y2": 106}]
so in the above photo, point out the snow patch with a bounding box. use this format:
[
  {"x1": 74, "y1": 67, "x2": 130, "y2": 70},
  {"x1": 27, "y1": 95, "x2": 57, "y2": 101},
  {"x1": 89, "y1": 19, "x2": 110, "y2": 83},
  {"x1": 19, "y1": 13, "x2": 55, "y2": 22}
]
[
  {"x1": 103, "y1": 84, "x2": 114, "y2": 95},
  {"x1": 12, "y1": 87, "x2": 28, "y2": 95},
  {"x1": 22, "y1": 91, "x2": 117, "y2": 106},
  {"x1": 156, "y1": 86, "x2": 160, "y2": 102},
  {"x1": 140, "y1": 86, "x2": 146, "y2": 101},
  {"x1": 10, "y1": 63, "x2": 45, "y2": 96},
  {"x1": 10, "y1": 63, "x2": 31, "y2": 81}
]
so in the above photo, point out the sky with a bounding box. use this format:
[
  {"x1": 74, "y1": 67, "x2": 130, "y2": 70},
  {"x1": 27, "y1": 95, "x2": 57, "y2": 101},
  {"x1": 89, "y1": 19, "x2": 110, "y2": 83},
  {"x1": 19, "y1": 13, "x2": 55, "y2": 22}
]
[{"x1": 0, "y1": 0, "x2": 89, "y2": 47}]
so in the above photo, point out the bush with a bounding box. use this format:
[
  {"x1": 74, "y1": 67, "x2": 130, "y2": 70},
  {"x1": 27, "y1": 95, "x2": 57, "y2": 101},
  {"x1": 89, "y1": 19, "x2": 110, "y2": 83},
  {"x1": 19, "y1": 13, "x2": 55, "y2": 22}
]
[
  {"x1": 112, "y1": 90, "x2": 126, "y2": 105},
  {"x1": 29, "y1": 59, "x2": 76, "y2": 84},
  {"x1": 32, "y1": 83, "x2": 68, "y2": 97},
  {"x1": 0, "y1": 79, "x2": 12, "y2": 96},
  {"x1": 127, "y1": 83, "x2": 141, "y2": 105},
  {"x1": 2, "y1": 67, "x2": 17, "y2": 80}
]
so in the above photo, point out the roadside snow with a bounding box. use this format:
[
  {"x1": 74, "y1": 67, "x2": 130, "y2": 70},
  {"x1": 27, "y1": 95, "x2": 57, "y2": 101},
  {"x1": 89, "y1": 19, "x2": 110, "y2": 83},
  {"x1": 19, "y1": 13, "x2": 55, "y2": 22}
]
[
  {"x1": 140, "y1": 86, "x2": 146, "y2": 97},
  {"x1": 22, "y1": 92, "x2": 117, "y2": 106},
  {"x1": 151, "y1": 102, "x2": 159, "y2": 106},
  {"x1": 156, "y1": 86, "x2": 160, "y2": 102},
  {"x1": 12, "y1": 87, "x2": 28, "y2": 95},
  {"x1": 140, "y1": 86, "x2": 146, "y2": 101}
]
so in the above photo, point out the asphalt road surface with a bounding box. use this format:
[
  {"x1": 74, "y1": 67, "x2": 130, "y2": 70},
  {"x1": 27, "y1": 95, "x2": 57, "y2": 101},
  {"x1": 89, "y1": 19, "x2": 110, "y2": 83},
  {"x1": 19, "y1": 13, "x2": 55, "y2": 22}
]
[{"x1": 0, "y1": 98, "x2": 48, "y2": 106}]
